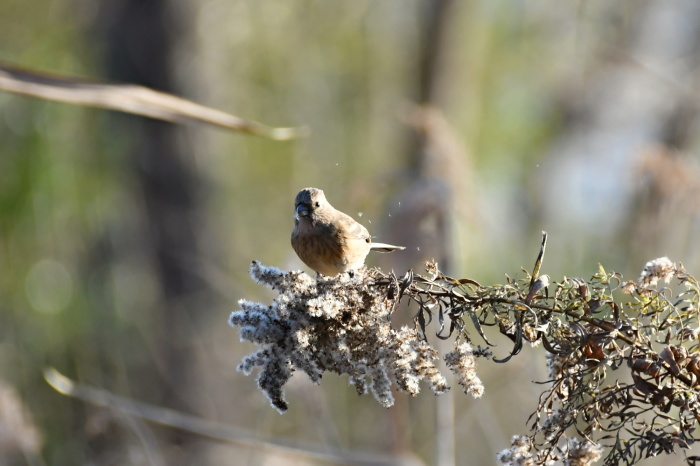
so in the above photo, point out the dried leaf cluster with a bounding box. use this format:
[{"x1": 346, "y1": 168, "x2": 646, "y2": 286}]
[{"x1": 230, "y1": 236, "x2": 700, "y2": 465}]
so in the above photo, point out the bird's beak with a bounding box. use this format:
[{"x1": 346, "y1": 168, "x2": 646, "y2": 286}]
[{"x1": 295, "y1": 204, "x2": 310, "y2": 220}]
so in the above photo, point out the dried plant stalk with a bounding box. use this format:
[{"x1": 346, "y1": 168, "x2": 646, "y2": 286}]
[{"x1": 230, "y1": 233, "x2": 700, "y2": 465}]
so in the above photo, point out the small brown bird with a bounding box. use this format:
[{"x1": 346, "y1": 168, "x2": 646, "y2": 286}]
[{"x1": 291, "y1": 187, "x2": 405, "y2": 276}]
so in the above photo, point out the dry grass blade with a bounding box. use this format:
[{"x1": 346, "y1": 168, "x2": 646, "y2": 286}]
[
  {"x1": 0, "y1": 63, "x2": 307, "y2": 140},
  {"x1": 43, "y1": 368, "x2": 397, "y2": 465}
]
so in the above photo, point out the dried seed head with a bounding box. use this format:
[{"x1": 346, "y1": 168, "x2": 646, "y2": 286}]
[
  {"x1": 638, "y1": 257, "x2": 676, "y2": 287},
  {"x1": 563, "y1": 438, "x2": 603, "y2": 466},
  {"x1": 231, "y1": 262, "x2": 453, "y2": 411},
  {"x1": 496, "y1": 435, "x2": 535, "y2": 466},
  {"x1": 445, "y1": 342, "x2": 485, "y2": 398}
]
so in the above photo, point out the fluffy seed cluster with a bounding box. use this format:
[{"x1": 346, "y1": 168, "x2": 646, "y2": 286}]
[
  {"x1": 545, "y1": 351, "x2": 584, "y2": 401},
  {"x1": 638, "y1": 256, "x2": 676, "y2": 287},
  {"x1": 230, "y1": 261, "x2": 450, "y2": 412},
  {"x1": 563, "y1": 438, "x2": 603, "y2": 466},
  {"x1": 496, "y1": 435, "x2": 535, "y2": 466},
  {"x1": 538, "y1": 408, "x2": 570, "y2": 443},
  {"x1": 444, "y1": 342, "x2": 486, "y2": 398}
]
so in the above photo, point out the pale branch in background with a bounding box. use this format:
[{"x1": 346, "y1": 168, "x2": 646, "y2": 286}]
[
  {"x1": 231, "y1": 233, "x2": 700, "y2": 465},
  {"x1": 43, "y1": 368, "x2": 398, "y2": 465},
  {"x1": 0, "y1": 63, "x2": 307, "y2": 140}
]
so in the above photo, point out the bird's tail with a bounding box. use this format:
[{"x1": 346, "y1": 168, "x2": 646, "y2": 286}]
[{"x1": 370, "y1": 243, "x2": 405, "y2": 252}]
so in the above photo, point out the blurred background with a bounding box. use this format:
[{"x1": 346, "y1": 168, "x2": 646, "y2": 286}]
[{"x1": 2, "y1": 0, "x2": 700, "y2": 464}]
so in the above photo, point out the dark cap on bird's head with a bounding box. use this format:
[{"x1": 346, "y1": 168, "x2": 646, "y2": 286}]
[
  {"x1": 294, "y1": 187, "x2": 328, "y2": 220},
  {"x1": 295, "y1": 187, "x2": 325, "y2": 206}
]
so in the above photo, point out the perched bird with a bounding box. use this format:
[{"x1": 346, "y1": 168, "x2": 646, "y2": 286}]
[{"x1": 291, "y1": 187, "x2": 405, "y2": 276}]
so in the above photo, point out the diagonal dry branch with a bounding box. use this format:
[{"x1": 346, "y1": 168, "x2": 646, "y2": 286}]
[
  {"x1": 0, "y1": 63, "x2": 307, "y2": 140},
  {"x1": 43, "y1": 368, "x2": 397, "y2": 465}
]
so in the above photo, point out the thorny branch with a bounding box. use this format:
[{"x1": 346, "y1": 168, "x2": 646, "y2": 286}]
[{"x1": 230, "y1": 232, "x2": 700, "y2": 465}]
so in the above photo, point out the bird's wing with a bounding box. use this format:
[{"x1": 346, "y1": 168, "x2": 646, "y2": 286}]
[{"x1": 336, "y1": 213, "x2": 371, "y2": 242}]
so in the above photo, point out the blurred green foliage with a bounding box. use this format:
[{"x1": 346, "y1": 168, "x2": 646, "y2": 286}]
[{"x1": 0, "y1": 0, "x2": 698, "y2": 464}]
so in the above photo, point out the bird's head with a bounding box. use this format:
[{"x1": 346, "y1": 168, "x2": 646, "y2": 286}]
[{"x1": 294, "y1": 187, "x2": 328, "y2": 223}]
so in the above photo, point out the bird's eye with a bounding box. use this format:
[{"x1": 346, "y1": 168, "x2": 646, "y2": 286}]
[{"x1": 315, "y1": 202, "x2": 320, "y2": 207}]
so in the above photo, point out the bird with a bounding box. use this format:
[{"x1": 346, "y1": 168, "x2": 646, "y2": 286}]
[{"x1": 291, "y1": 187, "x2": 405, "y2": 276}]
